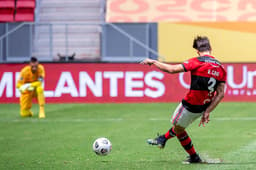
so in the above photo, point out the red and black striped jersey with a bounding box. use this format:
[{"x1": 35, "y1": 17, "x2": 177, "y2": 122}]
[{"x1": 181, "y1": 55, "x2": 226, "y2": 113}]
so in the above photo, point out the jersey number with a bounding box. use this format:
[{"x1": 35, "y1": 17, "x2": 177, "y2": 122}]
[{"x1": 208, "y1": 77, "x2": 216, "y2": 93}]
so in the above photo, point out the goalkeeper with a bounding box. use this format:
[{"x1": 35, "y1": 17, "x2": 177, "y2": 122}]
[{"x1": 16, "y1": 57, "x2": 46, "y2": 118}]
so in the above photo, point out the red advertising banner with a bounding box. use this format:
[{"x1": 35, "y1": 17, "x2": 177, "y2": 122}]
[{"x1": 0, "y1": 63, "x2": 256, "y2": 103}]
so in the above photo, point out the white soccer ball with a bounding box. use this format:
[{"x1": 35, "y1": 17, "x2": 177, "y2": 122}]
[{"x1": 92, "y1": 137, "x2": 112, "y2": 156}]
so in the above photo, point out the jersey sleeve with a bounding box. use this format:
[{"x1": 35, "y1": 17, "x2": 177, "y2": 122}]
[
  {"x1": 38, "y1": 65, "x2": 45, "y2": 78},
  {"x1": 182, "y1": 57, "x2": 201, "y2": 72},
  {"x1": 16, "y1": 67, "x2": 26, "y2": 88}
]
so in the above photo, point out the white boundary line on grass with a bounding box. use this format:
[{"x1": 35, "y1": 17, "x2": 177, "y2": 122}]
[
  {"x1": 149, "y1": 117, "x2": 256, "y2": 121},
  {"x1": 12, "y1": 118, "x2": 124, "y2": 122},
  {"x1": 1, "y1": 117, "x2": 256, "y2": 123},
  {"x1": 204, "y1": 140, "x2": 256, "y2": 170}
]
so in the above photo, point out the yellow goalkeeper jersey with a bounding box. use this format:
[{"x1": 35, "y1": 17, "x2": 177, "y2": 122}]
[{"x1": 17, "y1": 64, "x2": 45, "y2": 88}]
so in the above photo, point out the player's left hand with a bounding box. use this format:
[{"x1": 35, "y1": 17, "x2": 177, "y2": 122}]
[
  {"x1": 140, "y1": 58, "x2": 155, "y2": 66},
  {"x1": 27, "y1": 86, "x2": 34, "y2": 91},
  {"x1": 199, "y1": 112, "x2": 210, "y2": 127}
]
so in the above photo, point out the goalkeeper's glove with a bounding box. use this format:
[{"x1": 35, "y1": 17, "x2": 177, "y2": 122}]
[{"x1": 19, "y1": 83, "x2": 34, "y2": 93}]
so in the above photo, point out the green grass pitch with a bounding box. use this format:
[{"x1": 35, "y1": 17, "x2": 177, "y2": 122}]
[{"x1": 0, "y1": 103, "x2": 255, "y2": 170}]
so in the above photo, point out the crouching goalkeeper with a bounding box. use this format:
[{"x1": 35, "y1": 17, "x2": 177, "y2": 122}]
[{"x1": 16, "y1": 57, "x2": 46, "y2": 118}]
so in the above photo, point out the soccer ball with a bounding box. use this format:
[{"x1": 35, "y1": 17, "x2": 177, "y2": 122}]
[{"x1": 92, "y1": 137, "x2": 112, "y2": 156}]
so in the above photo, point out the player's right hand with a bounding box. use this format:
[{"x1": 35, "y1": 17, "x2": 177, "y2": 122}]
[
  {"x1": 19, "y1": 83, "x2": 31, "y2": 93},
  {"x1": 199, "y1": 112, "x2": 210, "y2": 127}
]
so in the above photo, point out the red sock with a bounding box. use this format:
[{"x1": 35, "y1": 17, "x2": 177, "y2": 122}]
[
  {"x1": 177, "y1": 131, "x2": 196, "y2": 155},
  {"x1": 164, "y1": 127, "x2": 176, "y2": 139}
]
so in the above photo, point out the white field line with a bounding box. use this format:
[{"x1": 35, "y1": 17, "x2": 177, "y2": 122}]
[
  {"x1": 204, "y1": 140, "x2": 256, "y2": 170},
  {"x1": 0, "y1": 117, "x2": 256, "y2": 123},
  {"x1": 149, "y1": 117, "x2": 256, "y2": 121},
  {"x1": 0, "y1": 118, "x2": 124, "y2": 123}
]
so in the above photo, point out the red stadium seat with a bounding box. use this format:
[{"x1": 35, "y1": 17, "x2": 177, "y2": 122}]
[
  {"x1": 16, "y1": 0, "x2": 35, "y2": 8},
  {"x1": 15, "y1": 8, "x2": 34, "y2": 22},
  {"x1": 0, "y1": 0, "x2": 15, "y2": 8},
  {"x1": 15, "y1": 0, "x2": 35, "y2": 22},
  {"x1": 0, "y1": 8, "x2": 14, "y2": 22}
]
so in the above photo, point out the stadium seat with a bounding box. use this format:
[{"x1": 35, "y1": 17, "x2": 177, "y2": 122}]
[
  {"x1": 0, "y1": 0, "x2": 15, "y2": 22},
  {"x1": 15, "y1": 0, "x2": 35, "y2": 22},
  {"x1": 16, "y1": 0, "x2": 36, "y2": 8},
  {"x1": 0, "y1": 8, "x2": 14, "y2": 22},
  {"x1": 0, "y1": 0, "x2": 15, "y2": 8},
  {"x1": 15, "y1": 8, "x2": 34, "y2": 22}
]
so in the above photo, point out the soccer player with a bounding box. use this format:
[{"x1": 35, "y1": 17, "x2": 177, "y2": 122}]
[
  {"x1": 16, "y1": 57, "x2": 46, "y2": 118},
  {"x1": 141, "y1": 36, "x2": 226, "y2": 163}
]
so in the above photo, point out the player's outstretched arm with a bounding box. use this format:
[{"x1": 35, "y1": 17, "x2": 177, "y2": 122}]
[
  {"x1": 141, "y1": 58, "x2": 184, "y2": 74},
  {"x1": 199, "y1": 82, "x2": 225, "y2": 127}
]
